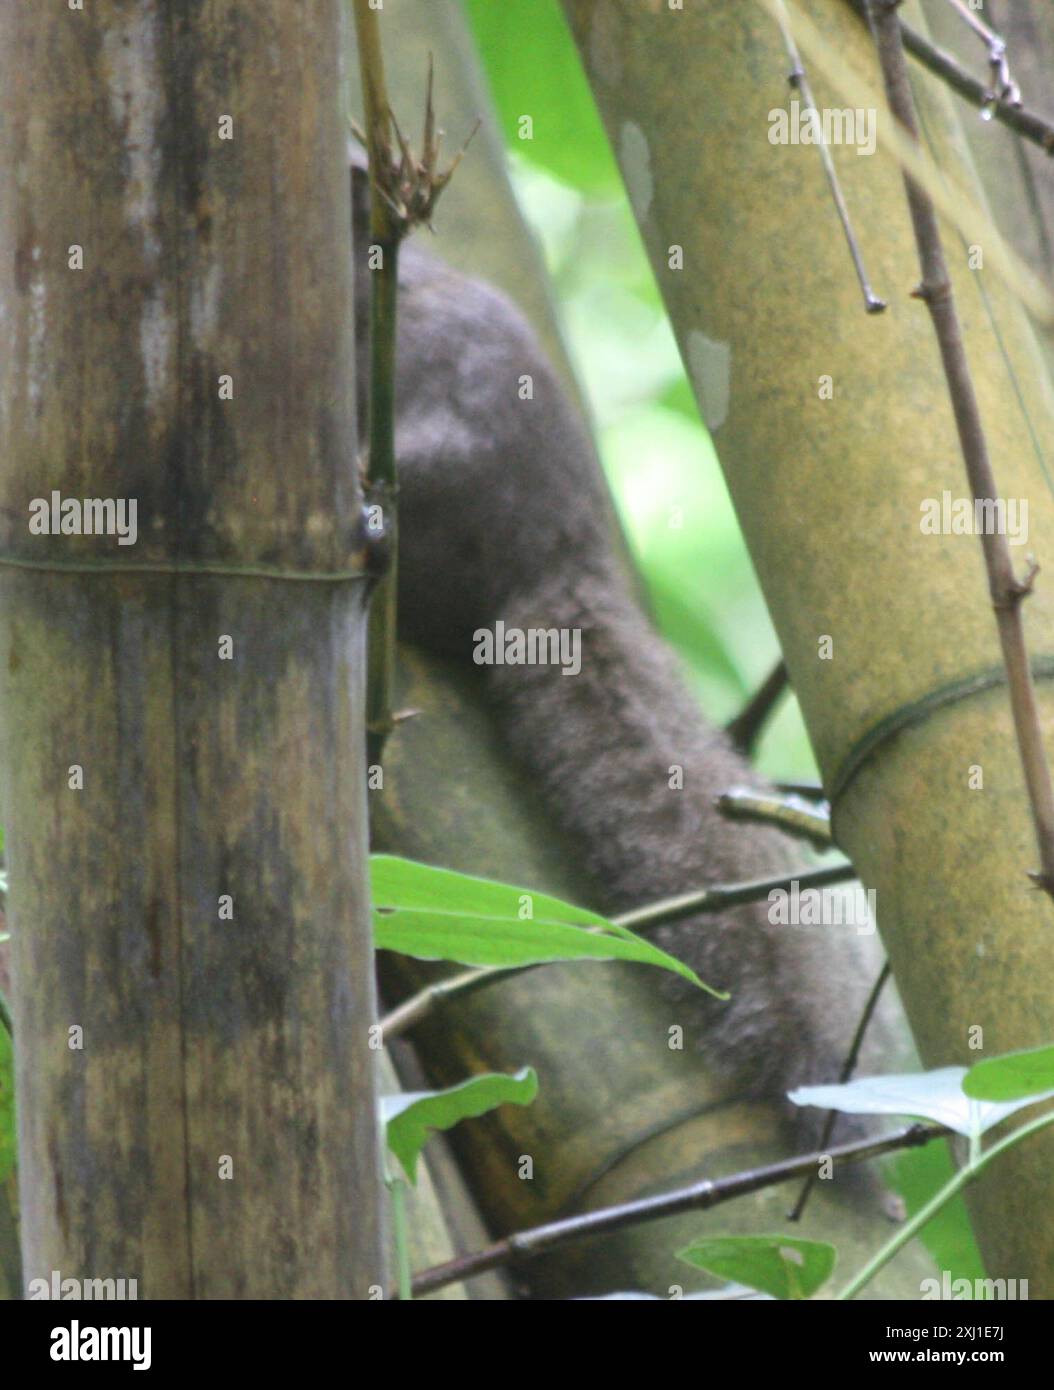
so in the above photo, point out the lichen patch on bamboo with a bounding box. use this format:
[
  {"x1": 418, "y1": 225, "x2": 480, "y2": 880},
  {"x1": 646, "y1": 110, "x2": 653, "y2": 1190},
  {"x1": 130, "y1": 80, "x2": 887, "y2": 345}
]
[
  {"x1": 619, "y1": 122, "x2": 653, "y2": 220},
  {"x1": 686, "y1": 331, "x2": 731, "y2": 432}
]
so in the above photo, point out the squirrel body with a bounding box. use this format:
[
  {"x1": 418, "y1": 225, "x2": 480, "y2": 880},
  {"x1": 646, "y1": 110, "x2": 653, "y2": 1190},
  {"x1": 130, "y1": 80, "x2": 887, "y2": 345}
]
[{"x1": 351, "y1": 164, "x2": 898, "y2": 1115}]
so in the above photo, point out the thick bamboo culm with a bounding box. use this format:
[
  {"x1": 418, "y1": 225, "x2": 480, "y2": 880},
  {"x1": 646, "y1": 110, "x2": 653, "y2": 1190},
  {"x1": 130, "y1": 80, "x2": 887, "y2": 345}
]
[
  {"x1": 562, "y1": 0, "x2": 1054, "y2": 1291},
  {"x1": 0, "y1": 1, "x2": 385, "y2": 1297}
]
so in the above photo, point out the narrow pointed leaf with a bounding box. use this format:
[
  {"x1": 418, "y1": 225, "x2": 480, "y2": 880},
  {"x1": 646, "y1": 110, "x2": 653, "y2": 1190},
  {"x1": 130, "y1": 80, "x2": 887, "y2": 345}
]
[
  {"x1": 371, "y1": 856, "x2": 723, "y2": 995},
  {"x1": 381, "y1": 1067, "x2": 539, "y2": 1184}
]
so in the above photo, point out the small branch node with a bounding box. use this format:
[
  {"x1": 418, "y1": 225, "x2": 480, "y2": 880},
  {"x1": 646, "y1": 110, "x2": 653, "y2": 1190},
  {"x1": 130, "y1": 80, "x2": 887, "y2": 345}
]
[
  {"x1": 845, "y1": 0, "x2": 1054, "y2": 157},
  {"x1": 943, "y1": 0, "x2": 1020, "y2": 111},
  {"x1": 772, "y1": 0, "x2": 885, "y2": 315},
  {"x1": 910, "y1": 278, "x2": 953, "y2": 305},
  {"x1": 993, "y1": 558, "x2": 1039, "y2": 611},
  {"x1": 391, "y1": 706, "x2": 423, "y2": 727},
  {"x1": 1015, "y1": 557, "x2": 1040, "y2": 598},
  {"x1": 1027, "y1": 870, "x2": 1054, "y2": 899}
]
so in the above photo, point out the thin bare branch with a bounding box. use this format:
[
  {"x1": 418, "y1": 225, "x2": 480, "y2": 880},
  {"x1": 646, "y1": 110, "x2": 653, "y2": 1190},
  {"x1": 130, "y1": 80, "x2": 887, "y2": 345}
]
[
  {"x1": 772, "y1": 0, "x2": 885, "y2": 313},
  {"x1": 353, "y1": 0, "x2": 401, "y2": 763},
  {"x1": 943, "y1": 0, "x2": 1019, "y2": 108},
  {"x1": 408, "y1": 1121, "x2": 944, "y2": 1297},
  {"x1": 616, "y1": 860, "x2": 855, "y2": 931},
  {"x1": 352, "y1": 8, "x2": 477, "y2": 762},
  {"x1": 725, "y1": 660, "x2": 789, "y2": 754},
  {"x1": 717, "y1": 787, "x2": 832, "y2": 848},
  {"x1": 844, "y1": 0, "x2": 1054, "y2": 152},
  {"x1": 867, "y1": 0, "x2": 1054, "y2": 899},
  {"x1": 379, "y1": 964, "x2": 532, "y2": 1042},
  {"x1": 788, "y1": 962, "x2": 891, "y2": 1220},
  {"x1": 757, "y1": 0, "x2": 1054, "y2": 323}
]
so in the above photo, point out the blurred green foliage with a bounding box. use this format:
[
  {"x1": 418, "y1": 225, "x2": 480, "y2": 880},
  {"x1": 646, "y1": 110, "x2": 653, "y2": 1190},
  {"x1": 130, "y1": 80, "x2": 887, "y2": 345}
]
[{"x1": 462, "y1": 0, "x2": 620, "y2": 196}]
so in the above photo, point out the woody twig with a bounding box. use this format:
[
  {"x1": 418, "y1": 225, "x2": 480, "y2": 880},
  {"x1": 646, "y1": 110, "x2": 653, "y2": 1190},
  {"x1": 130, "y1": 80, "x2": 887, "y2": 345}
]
[
  {"x1": 772, "y1": 0, "x2": 886, "y2": 313},
  {"x1": 843, "y1": 0, "x2": 1053, "y2": 152},
  {"x1": 868, "y1": 0, "x2": 1054, "y2": 899},
  {"x1": 407, "y1": 1120, "x2": 943, "y2": 1298},
  {"x1": 353, "y1": 0, "x2": 476, "y2": 763}
]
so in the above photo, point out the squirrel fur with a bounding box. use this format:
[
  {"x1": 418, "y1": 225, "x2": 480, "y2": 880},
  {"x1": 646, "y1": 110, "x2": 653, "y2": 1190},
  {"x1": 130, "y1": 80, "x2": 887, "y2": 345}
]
[{"x1": 350, "y1": 160, "x2": 900, "y2": 1123}]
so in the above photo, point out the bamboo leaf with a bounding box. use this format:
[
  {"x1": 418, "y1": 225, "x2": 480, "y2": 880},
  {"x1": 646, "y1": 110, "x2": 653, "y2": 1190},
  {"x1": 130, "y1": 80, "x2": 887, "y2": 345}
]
[
  {"x1": 371, "y1": 856, "x2": 722, "y2": 995},
  {"x1": 381, "y1": 1067, "x2": 539, "y2": 1184},
  {"x1": 963, "y1": 1044, "x2": 1054, "y2": 1102},
  {"x1": 791, "y1": 1067, "x2": 1054, "y2": 1137},
  {"x1": 677, "y1": 1234, "x2": 835, "y2": 1300}
]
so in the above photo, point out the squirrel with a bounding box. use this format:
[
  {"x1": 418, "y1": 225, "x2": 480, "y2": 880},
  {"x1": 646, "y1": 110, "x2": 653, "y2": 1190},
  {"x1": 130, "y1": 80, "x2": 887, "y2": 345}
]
[{"x1": 350, "y1": 158, "x2": 899, "y2": 1126}]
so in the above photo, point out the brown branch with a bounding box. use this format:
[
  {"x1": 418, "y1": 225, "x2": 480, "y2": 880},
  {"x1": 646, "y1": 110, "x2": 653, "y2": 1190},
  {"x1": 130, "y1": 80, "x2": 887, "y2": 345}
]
[
  {"x1": 353, "y1": 0, "x2": 401, "y2": 765},
  {"x1": 408, "y1": 1121, "x2": 944, "y2": 1297},
  {"x1": 716, "y1": 787, "x2": 831, "y2": 849},
  {"x1": 352, "y1": 20, "x2": 478, "y2": 763},
  {"x1": 725, "y1": 659, "x2": 789, "y2": 754},
  {"x1": 616, "y1": 860, "x2": 854, "y2": 930},
  {"x1": 943, "y1": 0, "x2": 1018, "y2": 107},
  {"x1": 844, "y1": 0, "x2": 1054, "y2": 154},
  {"x1": 788, "y1": 961, "x2": 891, "y2": 1220},
  {"x1": 771, "y1": 0, "x2": 1054, "y2": 322},
  {"x1": 379, "y1": 964, "x2": 533, "y2": 1042},
  {"x1": 869, "y1": 0, "x2": 1054, "y2": 900}
]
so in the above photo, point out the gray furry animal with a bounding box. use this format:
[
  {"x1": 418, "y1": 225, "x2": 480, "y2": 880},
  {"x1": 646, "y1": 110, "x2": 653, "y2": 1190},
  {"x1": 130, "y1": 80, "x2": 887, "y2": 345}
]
[{"x1": 350, "y1": 160, "x2": 897, "y2": 1122}]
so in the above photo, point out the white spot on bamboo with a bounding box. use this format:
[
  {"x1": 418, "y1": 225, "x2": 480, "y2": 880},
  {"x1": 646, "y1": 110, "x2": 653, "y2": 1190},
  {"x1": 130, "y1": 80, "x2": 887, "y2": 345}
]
[
  {"x1": 139, "y1": 287, "x2": 174, "y2": 413},
  {"x1": 28, "y1": 276, "x2": 47, "y2": 411},
  {"x1": 687, "y1": 331, "x2": 731, "y2": 431},
  {"x1": 190, "y1": 262, "x2": 222, "y2": 349},
  {"x1": 619, "y1": 122, "x2": 654, "y2": 220},
  {"x1": 102, "y1": 6, "x2": 164, "y2": 263}
]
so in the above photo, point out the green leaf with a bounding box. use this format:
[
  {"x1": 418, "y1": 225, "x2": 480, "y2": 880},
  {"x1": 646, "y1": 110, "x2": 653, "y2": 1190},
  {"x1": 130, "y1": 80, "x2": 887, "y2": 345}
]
[
  {"x1": 890, "y1": 1140, "x2": 986, "y2": 1284},
  {"x1": 381, "y1": 1068, "x2": 538, "y2": 1184},
  {"x1": 370, "y1": 856, "x2": 723, "y2": 996},
  {"x1": 462, "y1": 0, "x2": 619, "y2": 196},
  {"x1": 791, "y1": 1066, "x2": 1054, "y2": 1138},
  {"x1": 677, "y1": 1235, "x2": 835, "y2": 1300},
  {"x1": 963, "y1": 1044, "x2": 1054, "y2": 1102}
]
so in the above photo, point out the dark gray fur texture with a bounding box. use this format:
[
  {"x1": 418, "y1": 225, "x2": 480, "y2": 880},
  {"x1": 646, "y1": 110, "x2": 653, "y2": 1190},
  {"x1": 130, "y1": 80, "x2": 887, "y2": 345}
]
[{"x1": 351, "y1": 163, "x2": 895, "y2": 1118}]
